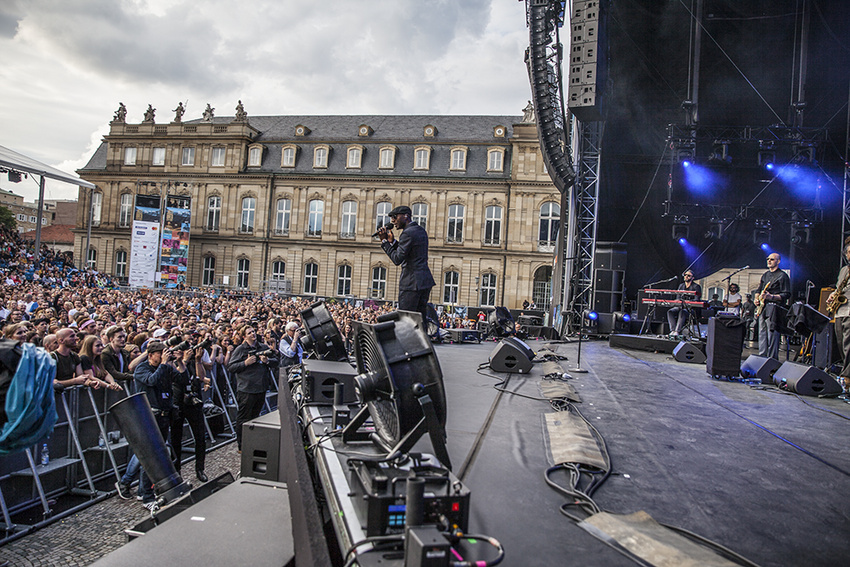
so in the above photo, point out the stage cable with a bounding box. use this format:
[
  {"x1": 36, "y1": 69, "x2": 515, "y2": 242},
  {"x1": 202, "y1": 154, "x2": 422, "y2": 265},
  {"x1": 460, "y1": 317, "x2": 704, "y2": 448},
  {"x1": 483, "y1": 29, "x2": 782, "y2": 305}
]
[{"x1": 617, "y1": 145, "x2": 669, "y2": 243}]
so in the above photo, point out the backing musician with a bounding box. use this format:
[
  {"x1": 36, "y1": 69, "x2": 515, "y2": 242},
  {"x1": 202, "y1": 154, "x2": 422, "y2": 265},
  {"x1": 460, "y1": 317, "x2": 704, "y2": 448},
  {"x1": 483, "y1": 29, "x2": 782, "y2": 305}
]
[
  {"x1": 827, "y1": 242, "x2": 850, "y2": 392},
  {"x1": 755, "y1": 253, "x2": 791, "y2": 360},
  {"x1": 667, "y1": 270, "x2": 702, "y2": 339}
]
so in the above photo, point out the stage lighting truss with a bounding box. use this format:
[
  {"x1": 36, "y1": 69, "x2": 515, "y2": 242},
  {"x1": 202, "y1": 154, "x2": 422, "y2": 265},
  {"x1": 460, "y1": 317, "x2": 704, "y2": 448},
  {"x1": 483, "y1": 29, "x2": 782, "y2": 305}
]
[
  {"x1": 758, "y1": 140, "x2": 776, "y2": 170},
  {"x1": 0, "y1": 167, "x2": 26, "y2": 183},
  {"x1": 791, "y1": 143, "x2": 817, "y2": 165},
  {"x1": 704, "y1": 217, "x2": 727, "y2": 240},
  {"x1": 708, "y1": 140, "x2": 732, "y2": 165}
]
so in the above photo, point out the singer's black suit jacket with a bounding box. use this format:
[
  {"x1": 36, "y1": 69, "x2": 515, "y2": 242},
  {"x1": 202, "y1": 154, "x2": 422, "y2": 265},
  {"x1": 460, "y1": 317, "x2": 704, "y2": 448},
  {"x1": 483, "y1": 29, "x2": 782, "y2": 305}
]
[{"x1": 380, "y1": 221, "x2": 436, "y2": 291}]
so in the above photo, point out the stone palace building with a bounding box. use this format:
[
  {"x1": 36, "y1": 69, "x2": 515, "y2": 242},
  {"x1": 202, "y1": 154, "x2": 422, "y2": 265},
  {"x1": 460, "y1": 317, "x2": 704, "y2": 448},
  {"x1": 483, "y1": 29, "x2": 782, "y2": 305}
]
[{"x1": 76, "y1": 102, "x2": 561, "y2": 310}]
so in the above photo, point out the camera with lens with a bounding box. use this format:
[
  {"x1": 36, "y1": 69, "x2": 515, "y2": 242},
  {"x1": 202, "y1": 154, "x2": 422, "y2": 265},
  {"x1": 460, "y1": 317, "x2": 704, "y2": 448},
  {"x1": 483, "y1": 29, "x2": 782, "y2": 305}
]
[
  {"x1": 256, "y1": 349, "x2": 276, "y2": 358},
  {"x1": 164, "y1": 335, "x2": 182, "y2": 347},
  {"x1": 196, "y1": 337, "x2": 214, "y2": 351},
  {"x1": 169, "y1": 340, "x2": 192, "y2": 352}
]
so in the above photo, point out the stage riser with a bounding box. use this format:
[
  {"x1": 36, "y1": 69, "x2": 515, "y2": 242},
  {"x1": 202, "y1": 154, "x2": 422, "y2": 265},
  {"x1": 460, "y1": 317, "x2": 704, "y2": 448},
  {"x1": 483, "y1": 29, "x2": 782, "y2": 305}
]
[{"x1": 609, "y1": 334, "x2": 705, "y2": 355}]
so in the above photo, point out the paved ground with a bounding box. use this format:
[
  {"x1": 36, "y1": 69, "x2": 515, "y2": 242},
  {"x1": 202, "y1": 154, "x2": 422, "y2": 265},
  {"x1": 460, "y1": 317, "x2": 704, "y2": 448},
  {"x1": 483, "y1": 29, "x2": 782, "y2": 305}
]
[{"x1": 0, "y1": 442, "x2": 241, "y2": 567}]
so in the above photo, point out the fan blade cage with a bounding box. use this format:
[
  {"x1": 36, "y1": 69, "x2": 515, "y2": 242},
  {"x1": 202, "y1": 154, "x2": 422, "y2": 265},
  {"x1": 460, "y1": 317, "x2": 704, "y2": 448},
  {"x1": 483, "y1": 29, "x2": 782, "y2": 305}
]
[
  {"x1": 353, "y1": 311, "x2": 447, "y2": 449},
  {"x1": 300, "y1": 300, "x2": 348, "y2": 361}
]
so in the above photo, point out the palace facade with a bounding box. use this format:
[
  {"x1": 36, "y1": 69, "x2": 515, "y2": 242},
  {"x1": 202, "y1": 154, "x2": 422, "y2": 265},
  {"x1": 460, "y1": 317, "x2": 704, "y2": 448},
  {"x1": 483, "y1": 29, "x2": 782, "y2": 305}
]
[{"x1": 76, "y1": 105, "x2": 560, "y2": 310}]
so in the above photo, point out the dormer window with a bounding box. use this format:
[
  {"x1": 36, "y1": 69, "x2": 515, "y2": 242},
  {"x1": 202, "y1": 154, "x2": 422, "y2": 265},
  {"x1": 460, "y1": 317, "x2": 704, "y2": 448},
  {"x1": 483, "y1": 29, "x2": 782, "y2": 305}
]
[
  {"x1": 248, "y1": 145, "x2": 263, "y2": 167},
  {"x1": 449, "y1": 146, "x2": 468, "y2": 171},
  {"x1": 493, "y1": 125, "x2": 506, "y2": 138},
  {"x1": 487, "y1": 147, "x2": 505, "y2": 172},
  {"x1": 358, "y1": 124, "x2": 373, "y2": 137},
  {"x1": 379, "y1": 146, "x2": 396, "y2": 169},
  {"x1": 423, "y1": 125, "x2": 437, "y2": 138},
  {"x1": 295, "y1": 124, "x2": 311, "y2": 136},
  {"x1": 314, "y1": 145, "x2": 329, "y2": 168},
  {"x1": 281, "y1": 145, "x2": 298, "y2": 168},
  {"x1": 414, "y1": 146, "x2": 431, "y2": 170},
  {"x1": 347, "y1": 145, "x2": 363, "y2": 169}
]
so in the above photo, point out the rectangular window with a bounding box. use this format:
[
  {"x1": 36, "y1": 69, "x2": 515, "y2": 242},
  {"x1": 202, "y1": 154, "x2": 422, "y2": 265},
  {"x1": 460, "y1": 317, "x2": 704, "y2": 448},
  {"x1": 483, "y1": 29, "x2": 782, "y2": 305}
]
[
  {"x1": 304, "y1": 263, "x2": 318, "y2": 294},
  {"x1": 91, "y1": 192, "x2": 102, "y2": 226},
  {"x1": 237, "y1": 258, "x2": 250, "y2": 288},
  {"x1": 248, "y1": 147, "x2": 262, "y2": 166},
  {"x1": 207, "y1": 196, "x2": 221, "y2": 231},
  {"x1": 450, "y1": 149, "x2": 466, "y2": 170},
  {"x1": 375, "y1": 202, "x2": 391, "y2": 232},
  {"x1": 181, "y1": 147, "x2": 195, "y2": 166},
  {"x1": 443, "y1": 271, "x2": 459, "y2": 304},
  {"x1": 308, "y1": 200, "x2": 324, "y2": 236},
  {"x1": 87, "y1": 248, "x2": 97, "y2": 270},
  {"x1": 124, "y1": 147, "x2": 137, "y2": 165},
  {"x1": 203, "y1": 256, "x2": 216, "y2": 286},
  {"x1": 17, "y1": 214, "x2": 25, "y2": 222},
  {"x1": 447, "y1": 204, "x2": 464, "y2": 243},
  {"x1": 119, "y1": 194, "x2": 133, "y2": 227},
  {"x1": 314, "y1": 147, "x2": 328, "y2": 168},
  {"x1": 211, "y1": 147, "x2": 226, "y2": 167},
  {"x1": 29, "y1": 216, "x2": 36, "y2": 223},
  {"x1": 412, "y1": 203, "x2": 428, "y2": 228},
  {"x1": 480, "y1": 273, "x2": 497, "y2": 307},
  {"x1": 275, "y1": 199, "x2": 291, "y2": 235},
  {"x1": 272, "y1": 261, "x2": 286, "y2": 280},
  {"x1": 152, "y1": 147, "x2": 165, "y2": 166},
  {"x1": 371, "y1": 266, "x2": 387, "y2": 299},
  {"x1": 241, "y1": 197, "x2": 256, "y2": 233},
  {"x1": 282, "y1": 147, "x2": 295, "y2": 167},
  {"x1": 337, "y1": 265, "x2": 352, "y2": 296},
  {"x1": 484, "y1": 205, "x2": 502, "y2": 245},
  {"x1": 340, "y1": 201, "x2": 357, "y2": 238},
  {"x1": 115, "y1": 250, "x2": 127, "y2": 279},
  {"x1": 415, "y1": 149, "x2": 430, "y2": 170}
]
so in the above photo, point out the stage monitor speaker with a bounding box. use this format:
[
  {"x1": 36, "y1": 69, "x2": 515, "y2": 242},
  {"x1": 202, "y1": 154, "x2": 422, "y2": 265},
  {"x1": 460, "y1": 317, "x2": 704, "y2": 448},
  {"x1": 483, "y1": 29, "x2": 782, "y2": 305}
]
[
  {"x1": 773, "y1": 361, "x2": 842, "y2": 396},
  {"x1": 705, "y1": 317, "x2": 745, "y2": 377},
  {"x1": 489, "y1": 338, "x2": 534, "y2": 374},
  {"x1": 241, "y1": 412, "x2": 281, "y2": 482},
  {"x1": 302, "y1": 359, "x2": 358, "y2": 404},
  {"x1": 740, "y1": 355, "x2": 781, "y2": 383},
  {"x1": 673, "y1": 341, "x2": 706, "y2": 364},
  {"x1": 813, "y1": 322, "x2": 838, "y2": 369}
]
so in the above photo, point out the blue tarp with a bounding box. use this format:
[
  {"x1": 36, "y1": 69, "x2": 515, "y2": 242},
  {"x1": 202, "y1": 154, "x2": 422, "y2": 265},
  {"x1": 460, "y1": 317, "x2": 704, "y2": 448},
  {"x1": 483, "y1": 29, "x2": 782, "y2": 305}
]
[{"x1": 0, "y1": 344, "x2": 57, "y2": 455}]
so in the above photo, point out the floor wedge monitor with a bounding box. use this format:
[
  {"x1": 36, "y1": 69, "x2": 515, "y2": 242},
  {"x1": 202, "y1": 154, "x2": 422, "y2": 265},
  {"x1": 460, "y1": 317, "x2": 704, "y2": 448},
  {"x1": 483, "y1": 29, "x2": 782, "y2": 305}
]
[
  {"x1": 773, "y1": 361, "x2": 842, "y2": 396},
  {"x1": 489, "y1": 339, "x2": 534, "y2": 373}
]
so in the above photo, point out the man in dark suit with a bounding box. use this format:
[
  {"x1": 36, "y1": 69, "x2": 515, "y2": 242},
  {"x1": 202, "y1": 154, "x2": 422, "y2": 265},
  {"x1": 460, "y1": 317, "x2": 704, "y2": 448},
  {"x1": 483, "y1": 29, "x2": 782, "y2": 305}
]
[{"x1": 377, "y1": 205, "x2": 436, "y2": 325}]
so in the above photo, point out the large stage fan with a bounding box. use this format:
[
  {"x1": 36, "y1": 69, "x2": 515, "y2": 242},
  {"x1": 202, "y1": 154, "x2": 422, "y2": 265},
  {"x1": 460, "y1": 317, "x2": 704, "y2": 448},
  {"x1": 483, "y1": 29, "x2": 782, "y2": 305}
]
[
  {"x1": 487, "y1": 306, "x2": 515, "y2": 338},
  {"x1": 300, "y1": 301, "x2": 348, "y2": 362},
  {"x1": 342, "y1": 310, "x2": 451, "y2": 470}
]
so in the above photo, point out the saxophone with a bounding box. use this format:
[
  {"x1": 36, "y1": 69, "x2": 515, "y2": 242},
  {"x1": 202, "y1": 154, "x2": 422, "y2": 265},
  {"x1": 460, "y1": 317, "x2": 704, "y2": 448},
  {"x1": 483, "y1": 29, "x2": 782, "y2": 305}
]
[{"x1": 827, "y1": 269, "x2": 850, "y2": 314}]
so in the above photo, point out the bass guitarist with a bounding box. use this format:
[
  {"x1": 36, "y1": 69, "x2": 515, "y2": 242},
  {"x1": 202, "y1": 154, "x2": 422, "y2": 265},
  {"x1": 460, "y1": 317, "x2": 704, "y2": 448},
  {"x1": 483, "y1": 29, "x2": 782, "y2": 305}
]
[{"x1": 755, "y1": 252, "x2": 791, "y2": 359}]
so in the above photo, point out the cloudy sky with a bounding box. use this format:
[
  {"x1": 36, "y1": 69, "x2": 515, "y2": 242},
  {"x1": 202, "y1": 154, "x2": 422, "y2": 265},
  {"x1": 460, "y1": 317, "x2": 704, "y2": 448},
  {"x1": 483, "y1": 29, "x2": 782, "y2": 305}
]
[{"x1": 0, "y1": 0, "x2": 532, "y2": 202}]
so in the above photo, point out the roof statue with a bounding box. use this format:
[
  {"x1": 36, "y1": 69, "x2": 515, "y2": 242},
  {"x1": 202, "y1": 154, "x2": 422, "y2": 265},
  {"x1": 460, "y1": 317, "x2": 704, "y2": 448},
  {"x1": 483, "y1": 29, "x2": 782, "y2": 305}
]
[
  {"x1": 173, "y1": 102, "x2": 185, "y2": 123},
  {"x1": 143, "y1": 104, "x2": 156, "y2": 123},
  {"x1": 112, "y1": 103, "x2": 127, "y2": 123},
  {"x1": 202, "y1": 103, "x2": 214, "y2": 122},
  {"x1": 522, "y1": 101, "x2": 535, "y2": 124},
  {"x1": 234, "y1": 100, "x2": 248, "y2": 122}
]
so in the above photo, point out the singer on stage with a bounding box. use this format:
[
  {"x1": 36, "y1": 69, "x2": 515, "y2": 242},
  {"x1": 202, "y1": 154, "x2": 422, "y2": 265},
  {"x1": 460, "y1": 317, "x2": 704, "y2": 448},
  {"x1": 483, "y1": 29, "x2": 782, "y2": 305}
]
[
  {"x1": 376, "y1": 205, "x2": 435, "y2": 325},
  {"x1": 666, "y1": 270, "x2": 701, "y2": 339},
  {"x1": 755, "y1": 253, "x2": 791, "y2": 360}
]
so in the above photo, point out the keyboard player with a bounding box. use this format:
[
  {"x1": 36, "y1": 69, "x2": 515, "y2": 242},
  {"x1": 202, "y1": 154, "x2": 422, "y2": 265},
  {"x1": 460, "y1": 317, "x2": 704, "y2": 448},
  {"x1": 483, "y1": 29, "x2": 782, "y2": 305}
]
[{"x1": 667, "y1": 270, "x2": 702, "y2": 339}]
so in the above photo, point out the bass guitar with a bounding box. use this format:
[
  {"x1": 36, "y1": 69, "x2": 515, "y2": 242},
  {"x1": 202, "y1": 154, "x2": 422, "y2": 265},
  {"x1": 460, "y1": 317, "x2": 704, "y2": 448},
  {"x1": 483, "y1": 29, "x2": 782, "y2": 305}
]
[{"x1": 754, "y1": 279, "x2": 778, "y2": 318}]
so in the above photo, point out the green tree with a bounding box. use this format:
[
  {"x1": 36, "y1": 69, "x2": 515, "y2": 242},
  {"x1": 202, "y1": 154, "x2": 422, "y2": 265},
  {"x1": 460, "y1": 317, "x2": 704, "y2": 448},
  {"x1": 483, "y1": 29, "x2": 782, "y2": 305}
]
[{"x1": 0, "y1": 206, "x2": 16, "y2": 230}]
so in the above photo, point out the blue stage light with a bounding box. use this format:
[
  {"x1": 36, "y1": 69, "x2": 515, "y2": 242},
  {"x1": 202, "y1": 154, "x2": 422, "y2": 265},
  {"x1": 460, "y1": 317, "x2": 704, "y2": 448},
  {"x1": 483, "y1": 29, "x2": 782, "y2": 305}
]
[
  {"x1": 765, "y1": 162, "x2": 775, "y2": 171},
  {"x1": 584, "y1": 310, "x2": 598, "y2": 321},
  {"x1": 760, "y1": 243, "x2": 770, "y2": 251},
  {"x1": 678, "y1": 237, "x2": 687, "y2": 246},
  {"x1": 682, "y1": 160, "x2": 691, "y2": 168},
  {"x1": 622, "y1": 313, "x2": 631, "y2": 322}
]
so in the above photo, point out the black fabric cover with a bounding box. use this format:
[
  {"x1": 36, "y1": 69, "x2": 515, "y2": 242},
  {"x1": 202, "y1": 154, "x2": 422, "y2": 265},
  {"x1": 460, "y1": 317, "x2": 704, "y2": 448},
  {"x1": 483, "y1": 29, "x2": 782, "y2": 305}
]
[
  {"x1": 706, "y1": 316, "x2": 745, "y2": 377},
  {"x1": 787, "y1": 302, "x2": 830, "y2": 336}
]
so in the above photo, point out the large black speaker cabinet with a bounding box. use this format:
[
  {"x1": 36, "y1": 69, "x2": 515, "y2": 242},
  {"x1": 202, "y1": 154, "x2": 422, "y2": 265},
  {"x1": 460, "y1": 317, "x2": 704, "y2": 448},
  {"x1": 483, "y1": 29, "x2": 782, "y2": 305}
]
[
  {"x1": 489, "y1": 338, "x2": 534, "y2": 374},
  {"x1": 740, "y1": 355, "x2": 781, "y2": 383},
  {"x1": 706, "y1": 317, "x2": 745, "y2": 377},
  {"x1": 773, "y1": 361, "x2": 842, "y2": 396},
  {"x1": 673, "y1": 341, "x2": 706, "y2": 364},
  {"x1": 241, "y1": 412, "x2": 281, "y2": 482},
  {"x1": 302, "y1": 359, "x2": 358, "y2": 404},
  {"x1": 813, "y1": 322, "x2": 838, "y2": 369}
]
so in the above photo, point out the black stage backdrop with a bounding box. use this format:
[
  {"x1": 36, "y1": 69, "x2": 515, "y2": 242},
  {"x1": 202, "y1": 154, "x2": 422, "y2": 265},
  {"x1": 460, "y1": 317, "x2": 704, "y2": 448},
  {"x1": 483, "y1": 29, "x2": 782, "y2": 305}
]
[{"x1": 593, "y1": 0, "x2": 849, "y2": 301}]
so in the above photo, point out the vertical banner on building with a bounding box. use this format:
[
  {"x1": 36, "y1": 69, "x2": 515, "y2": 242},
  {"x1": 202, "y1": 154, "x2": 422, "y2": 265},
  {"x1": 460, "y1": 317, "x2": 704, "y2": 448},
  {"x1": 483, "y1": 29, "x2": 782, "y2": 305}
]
[
  {"x1": 129, "y1": 195, "x2": 161, "y2": 288},
  {"x1": 160, "y1": 195, "x2": 191, "y2": 288}
]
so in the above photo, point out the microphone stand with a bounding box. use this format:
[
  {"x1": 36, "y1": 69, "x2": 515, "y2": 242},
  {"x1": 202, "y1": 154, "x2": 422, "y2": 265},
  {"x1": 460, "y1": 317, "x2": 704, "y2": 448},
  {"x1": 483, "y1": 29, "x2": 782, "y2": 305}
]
[{"x1": 571, "y1": 314, "x2": 588, "y2": 374}]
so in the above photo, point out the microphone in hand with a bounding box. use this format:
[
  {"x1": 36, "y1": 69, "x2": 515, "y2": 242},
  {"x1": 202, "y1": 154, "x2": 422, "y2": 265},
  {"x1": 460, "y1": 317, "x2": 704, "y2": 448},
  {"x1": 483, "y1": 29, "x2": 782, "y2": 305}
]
[{"x1": 372, "y1": 222, "x2": 393, "y2": 238}]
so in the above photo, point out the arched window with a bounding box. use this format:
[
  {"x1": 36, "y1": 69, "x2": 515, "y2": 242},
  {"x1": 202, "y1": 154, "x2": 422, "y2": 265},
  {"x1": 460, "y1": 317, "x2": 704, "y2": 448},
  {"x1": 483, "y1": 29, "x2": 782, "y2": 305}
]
[
  {"x1": 414, "y1": 147, "x2": 431, "y2": 170},
  {"x1": 308, "y1": 199, "x2": 324, "y2": 237},
  {"x1": 484, "y1": 205, "x2": 502, "y2": 245},
  {"x1": 533, "y1": 266, "x2": 552, "y2": 311},
  {"x1": 347, "y1": 146, "x2": 363, "y2": 169},
  {"x1": 443, "y1": 271, "x2": 460, "y2": 304},
  {"x1": 379, "y1": 147, "x2": 396, "y2": 169},
  {"x1": 119, "y1": 194, "x2": 133, "y2": 227},
  {"x1": 340, "y1": 201, "x2": 357, "y2": 239},
  {"x1": 304, "y1": 262, "x2": 318, "y2": 294},
  {"x1": 480, "y1": 273, "x2": 497, "y2": 307},
  {"x1": 487, "y1": 148, "x2": 505, "y2": 172},
  {"x1": 450, "y1": 147, "x2": 467, "y2": 171},
  {"x1": 538, "y1": 202, "x2": 560, "y2": 250},
  {"x1": 337, "y1": 265, "x2": 352, "y2": 296},
  {"x1": 314, "y1": 146, "x2": 329, "y2": 168},
  {"x1": 240, "y1": 197, "x2": 256, "y2": 233}
]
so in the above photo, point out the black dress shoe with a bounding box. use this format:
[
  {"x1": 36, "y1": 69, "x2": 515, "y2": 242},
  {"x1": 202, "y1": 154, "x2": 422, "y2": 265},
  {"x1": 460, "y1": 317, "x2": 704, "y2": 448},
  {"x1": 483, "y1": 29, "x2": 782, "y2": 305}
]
[{"x1": 196, "y1": 470, "x2": 208, "y2": 483}]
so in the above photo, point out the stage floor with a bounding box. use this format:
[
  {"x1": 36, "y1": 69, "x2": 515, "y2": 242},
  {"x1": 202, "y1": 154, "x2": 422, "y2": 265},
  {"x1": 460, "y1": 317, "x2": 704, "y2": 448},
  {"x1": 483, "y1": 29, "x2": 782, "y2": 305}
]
[{"x1": 430, "y1": 337, "x2": 850, "y2": 567}]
